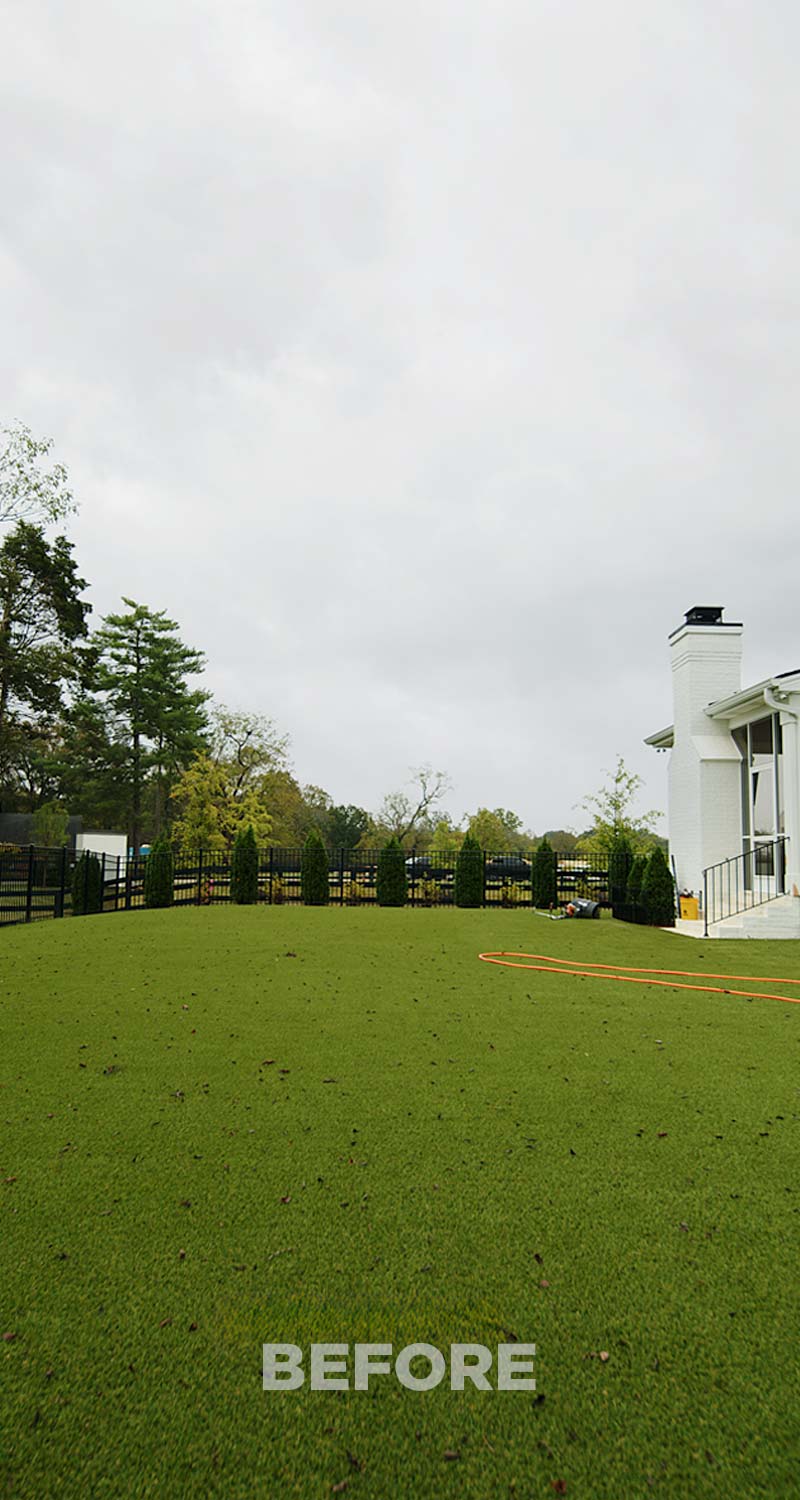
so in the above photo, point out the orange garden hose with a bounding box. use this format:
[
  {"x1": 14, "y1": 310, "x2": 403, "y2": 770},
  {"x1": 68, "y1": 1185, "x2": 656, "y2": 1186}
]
[{"x1": 477, "y1": 951, "x2": 800, "y2": 1005}]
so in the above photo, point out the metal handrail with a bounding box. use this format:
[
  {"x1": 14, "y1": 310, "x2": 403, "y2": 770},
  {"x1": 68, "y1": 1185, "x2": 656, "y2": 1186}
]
[{"x1": 702, "y1": 836, "x2": 789, "y2": 936}]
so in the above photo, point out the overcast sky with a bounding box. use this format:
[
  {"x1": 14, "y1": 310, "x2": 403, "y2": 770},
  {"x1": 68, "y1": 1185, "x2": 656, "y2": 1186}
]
[{"x1": 3, "y1": 0, "x2": 799, "y2": 834}]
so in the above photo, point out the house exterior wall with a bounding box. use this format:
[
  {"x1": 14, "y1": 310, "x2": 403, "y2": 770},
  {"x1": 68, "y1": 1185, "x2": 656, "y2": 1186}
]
[{"x1": 668, "y1": 623, "x2": 743, "y2": 896}]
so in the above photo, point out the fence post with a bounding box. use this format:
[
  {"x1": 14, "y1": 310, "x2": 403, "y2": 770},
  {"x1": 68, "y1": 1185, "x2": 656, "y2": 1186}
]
[
  {"x1": 25, "y1": 845, "x2": 35, "y2": 923},
  {"x1": 268, "y1": 846, "x2": 274, "y2": 905},
  {"x1": 339, "y1": 847, "x2": 345, "y2": 906},
  {"x1": 197, "y1": 848, "x2": 203, "y2": 906},
  {"x1": 125, "y1": 854, "x2": 133, "y2": 910},
  {"x1": 56, "y1": 846, "x2": 67, "y2": 918}
]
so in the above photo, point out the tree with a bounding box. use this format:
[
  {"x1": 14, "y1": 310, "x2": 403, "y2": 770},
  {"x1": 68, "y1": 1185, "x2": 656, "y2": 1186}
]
[
  {"x1": 642, "y1": 846, "x2": 676, "y2": 927},
  {"x1": 231, "y1": 824, "x2": 259, "y2": 904},
  {"x1": 170, "y1": 752, "x2": 273, "y2": 851},
  {"x1": 455, "y1": 832, "x2": 483, "y2": 907},
  {"x1": 90, "y1": 600, "x2": 208, "y2": 853},
  {"x1": 625, "y1": 854, "x2": 647, "y2": 909},
  {"x1": 0, "y1": 524, "x2": 90, "y2": 787},
  {"x1": 430, "y1": 817, "x2": 464, "y2": 854},
  {"x1": 143, "y1": 834, "x2": 174, "y2": 909},
  {"x1": 327, "y1": 803, "x2": 370, "y2": 850},
  {"x1": 608, "y1": 831, "x2": 634, "y2": 908},
  {"x1": 301, "y1": 828, "x2": 329, "y2": 906},
  {"x1": 577, "y1": 756, "x2": 662, "y2": 854},
  {"x1": 72, "y1": 852, "x2": 102, "y2": 915},
  {"x1": 375, "y1": 766, "x2": 451, "y2": 848},
  {"x1": 210, "y1": 707, "x2": 289, "y2": 792},
  {"x1": 1, "y1": 424, "x2": 75, "y2": 528},
  {"x1": 376, "y1": 836, "x2": 407, "y2": 906},
  {"x1": 32, "y1": 800, "x2": 69, "y2": 848},
  {"x1": 532, "y1": 836, "x2": 558, "y2": 908},
  {"x1": 466, "y1": 807, "x2": 523, "y2": 854}
]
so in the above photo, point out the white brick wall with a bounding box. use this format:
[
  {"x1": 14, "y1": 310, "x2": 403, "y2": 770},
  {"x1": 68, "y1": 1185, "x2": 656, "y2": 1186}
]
[{"x1": 668, "y1": 623, "x2": 743, "y2": 895}]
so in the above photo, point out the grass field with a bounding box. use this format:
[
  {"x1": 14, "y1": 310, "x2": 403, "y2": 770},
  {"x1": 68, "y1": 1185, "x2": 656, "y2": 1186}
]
[{"x1": 2, "y1": 908, "x2": 799, "y2": 1498}]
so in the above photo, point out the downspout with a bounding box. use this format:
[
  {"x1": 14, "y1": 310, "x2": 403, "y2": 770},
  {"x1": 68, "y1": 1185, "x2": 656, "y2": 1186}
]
[{"x1": 764, "y1": 682, "x2": 797, "y2": 895}]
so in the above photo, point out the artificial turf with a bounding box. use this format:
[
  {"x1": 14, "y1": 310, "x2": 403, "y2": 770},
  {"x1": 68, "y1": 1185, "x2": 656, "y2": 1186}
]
[{"x1": 1, "y1": 907, "x2": 799, "y2": 1498}]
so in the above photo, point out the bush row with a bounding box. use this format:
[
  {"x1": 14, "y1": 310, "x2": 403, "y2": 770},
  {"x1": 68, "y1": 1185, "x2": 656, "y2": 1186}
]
[{"x1": 607, "y1": 834, "x2": 675, "y2": 928}]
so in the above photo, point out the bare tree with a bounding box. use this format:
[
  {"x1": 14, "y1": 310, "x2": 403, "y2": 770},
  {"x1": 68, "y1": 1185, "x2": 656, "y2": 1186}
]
[
  {"x1": 1, "y1": 424, "x2": 75, "y2": 527},
  {"x1": 377, "y1": 765, "x2": 452, "y2": 845}
]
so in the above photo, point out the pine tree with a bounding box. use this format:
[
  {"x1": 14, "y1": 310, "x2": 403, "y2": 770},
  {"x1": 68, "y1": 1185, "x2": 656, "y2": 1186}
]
[
  {"x1": 625, "y1": 854, "x2": 647, "y2": 909},
  {"x1": 608, "y1": 831, "x2": 633, "y2": 912},
  {"x1": 144, "y1": 834, "x2": 174, "y2": 909},
  {"x1": 231, "y1": 824, "x2": 259, "y2": 904},
  {"x1": 532, "y1": 836, "x2": 558, "y2": 908},
  {"x1": 301, "y1": 829, "x2": 329, "y2": 906},
  {"x1": 71, "y1": 852, "x2": 102, "y2": 915},
  {"x1": 376, "y1": 836, "x2": 407, "y2": 907},
  {"x1": 455, "y1": 833, "x2": 483, "y2": 908},
  {"x1": 642, "y1": 846, "x2": 676, "y2": 927}
]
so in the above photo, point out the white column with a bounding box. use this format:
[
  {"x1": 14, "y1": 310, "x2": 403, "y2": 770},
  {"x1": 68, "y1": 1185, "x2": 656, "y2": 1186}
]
[{"x1": 778, "y1": 704, "x2": 800, "y2": 893}]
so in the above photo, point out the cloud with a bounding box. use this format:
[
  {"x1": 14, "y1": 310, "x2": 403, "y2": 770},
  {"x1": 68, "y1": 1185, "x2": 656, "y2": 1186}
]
[{"x1": 2, "y1": 0, "x2": 798, "y2": 830}]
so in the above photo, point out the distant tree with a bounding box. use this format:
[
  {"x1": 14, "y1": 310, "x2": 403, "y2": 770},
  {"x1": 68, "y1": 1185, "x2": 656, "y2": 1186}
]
[
  {"x1": 542, "y1": 828, "x2": 578, "y2": 854},
  {"x1": 90, "y1": 600, "x2": 208, "y2": 853},
  {"x1": 577, "y1": 756, "x2": 662, "y2": 854},
  {"x1": 231, "y1": 824, "x2": 259, "y2": 904},
  {"x1": 608, "y1": 831, "x2": 634, "y2": 908},
  {"x1": 642, "y1": 846, "x2": 676, "y2": 927},
  {"x1": 31, "y1": 800, "x2": 69, "y2": 848},
  {"x1": 429, "y1": 816, "x2": 464, "y2": 854},
  {"x1": 301, "y1": 828, "x2": 329, "y2": 906},
  {"x1": 327, "y1": 804, "x2": 370, "y2": 849},
  {"x1": 376, "y1": 836, "x2": 407, "y2": 906},
  {"x1": 466, "y1": 807, "x2": 524, "y2": 854},
  {"x1": 375, "y1": 766, "x2": 451, "y2": 848},
  {"x1": 143, "y1": 834, "x2": 174, "y2": 909},
  {"x1": 72, "y1": 851, "x2": 102, "y2": 915},
  {"x1": 1, "y1": 424, "x2": 76, "y2": 528},
  {"x1": 170, "y1": 752, "x2": 274, "y2": 851},
  {"x1": 455, "y1": 832, "x2": 483, "y2": 908},
  {"x1": 532, "y1": 836, "x2": 558, "y2": 907}
]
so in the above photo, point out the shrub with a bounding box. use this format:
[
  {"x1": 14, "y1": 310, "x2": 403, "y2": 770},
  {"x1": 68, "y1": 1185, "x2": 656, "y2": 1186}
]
[
  {"x1": 608, "y1": 832, "x2": 633, "y2": 909},
  {"x1": 271, "y1": 874, "x2": 285, "y2": 905},
  {"x1": 72, "y1": 852, "x2": 102, "y2": 916},
  {"x1": 144, "y1": 835, "x2": 174, "y2": 909},
  {"x1": 231, "y1": 825, "x2": 259, "y2": 905},
  {"x1": 625, "y1": 855, "x2": 647, "y2": 907},
  {"x1": 455, "y1": 833, "x2": 483, "y2": 908},
  {"x1": 376, "y1": 836, "x2": 407, "y2": 907},
  {"x1": 532, "y1": 836, "x2": 558, "y2": 908},
  {"x1": 301, "y1": 829, "x2": 329, "y2": 906},
  {"x1": 642, "y1": 846, "x2": 676, "y2": 927}
]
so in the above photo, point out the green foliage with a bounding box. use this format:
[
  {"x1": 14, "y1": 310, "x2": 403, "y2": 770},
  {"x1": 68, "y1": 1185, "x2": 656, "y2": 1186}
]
[
  {"x1": 231, "y1": 824, "x2": 259, "y2": 905},
  {"x1": 642, "y1": 845, "x2": 676, "y2": 927},
  {"x1": 31, "y1": 800, "x2": 69, "y2": 848},
  {"x1": 466, "y1": 807, "x2": 524, "y2": 854},
  {"x1": 327, "y1": 804, "x2": 370, "y2": 849},
  {"x1": 608, "y1": 831, "x2": 634, "y2": 905},
  {"x1": 143, "y1": 834, "x2": 174, "y2": 909},
  {"x1": 0, "y1": 524, "x2": 89, "y2": 776},
  {"x1": 301, "y1": 828, "x2": 329, "y2": 906},
  {"x1": 455, "y1": 832, "x2": 483, "y2": 908},
  {"x1": 532, "y1": 836, "x2": 558, "y2": 908},
  {"x1": 91, "y1": 600, "x2": 208, "y2": 851},
  {"x1": 625, "y1": 854, "x2": 647, "y2": 907},
  {"x1": 71, "y1": 851, "x2": 102, "y2": 915},
  {"x1": 578, "y1": 755, "x2": 662, "y2": 854},
  {"x1": 1, "y1": 423, "x2": 75, "y2": 528},
  {"x1": 376, "y1": 836, "x2": 407, "y2": 906}
]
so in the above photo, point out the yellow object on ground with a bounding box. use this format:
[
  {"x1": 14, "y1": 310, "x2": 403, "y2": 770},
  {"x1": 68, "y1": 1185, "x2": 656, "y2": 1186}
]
[{"x1": 679, "y1": 896, "x2": 699, "y2": 920}]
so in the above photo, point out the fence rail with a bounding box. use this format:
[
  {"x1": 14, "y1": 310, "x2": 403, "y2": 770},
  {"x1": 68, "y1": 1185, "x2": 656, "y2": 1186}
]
[
  {"x1": 0, "y1": 845, "x2": 612, "y2": 928},
  {"x1": 702, "y1": 836, "x2": 788, "y2": 935}
]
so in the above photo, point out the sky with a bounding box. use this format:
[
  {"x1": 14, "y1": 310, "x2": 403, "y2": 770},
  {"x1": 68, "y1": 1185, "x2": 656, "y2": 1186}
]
[{"x1": 3, "y1": 0, "x2": 800, "y2": 835}]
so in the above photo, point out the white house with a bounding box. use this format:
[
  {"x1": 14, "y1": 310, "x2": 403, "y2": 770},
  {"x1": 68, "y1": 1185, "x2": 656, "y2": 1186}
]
[{"x1": 645, "y1": 606, "x2": 800, "y2": 936}]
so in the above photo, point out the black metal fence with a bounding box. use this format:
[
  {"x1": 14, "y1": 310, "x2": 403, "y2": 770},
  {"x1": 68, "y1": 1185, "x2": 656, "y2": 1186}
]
[
  {"x1": 1, "y1": 845, "x2": 611, "y2": 928},
  {"x1": 702, "y1": 835, "x2": 788, "y2": 935}
]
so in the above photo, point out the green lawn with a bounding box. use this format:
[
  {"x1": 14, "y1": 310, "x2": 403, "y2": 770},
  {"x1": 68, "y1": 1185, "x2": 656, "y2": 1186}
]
[{"x1": 1, "y1": 908, "x2": 799, "y2": 1498}]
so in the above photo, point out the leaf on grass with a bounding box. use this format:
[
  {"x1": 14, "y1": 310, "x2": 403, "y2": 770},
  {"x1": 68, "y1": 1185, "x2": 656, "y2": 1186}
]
[
  {"x1": 533, "y1": 1252, "x2": 543, "y2": 1265},
  {"x1": 443, "y1": 1449, "x2": 461, "y2": 1460},
  {"x1": 280, "y1": 1196, "x2": 291, "y2": 1205},
  {"x1": 551, "y1": 1482, "x2": 567, "y2": 1495},
  {"x1": 2, "y1": 1332, "x2": 17, "y2": 1342},
  {"x1": 331, "y1": 1482, "x2": 348, "y2": 1494},
  {"x1": 346, "y1": 1452, "x2": 363, "y2": 1471},
  {"x1": 539, "y1": 1279, "x2": 550, "y2": 1289},
  {"x1": 159, "y1": 1318, "x2": 172, "y2": 1328}
]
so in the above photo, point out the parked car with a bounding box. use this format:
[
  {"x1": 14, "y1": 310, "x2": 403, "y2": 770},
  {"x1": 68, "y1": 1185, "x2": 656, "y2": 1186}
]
[
  {"x1": 484, "y1": 855, "x2": 532, "y2": 880},
  {"x1": 405, "y1": 855, "x2": 455, "y2": 880}
]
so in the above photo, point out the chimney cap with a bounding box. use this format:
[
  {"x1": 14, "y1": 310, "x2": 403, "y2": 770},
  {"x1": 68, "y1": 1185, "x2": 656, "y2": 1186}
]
[
  {"x1": 669, "y1": 605, "x2": 743, "y2": 640},
  {"x1": 685, "y1": 605, "x2": 724, "y2": 625}
]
